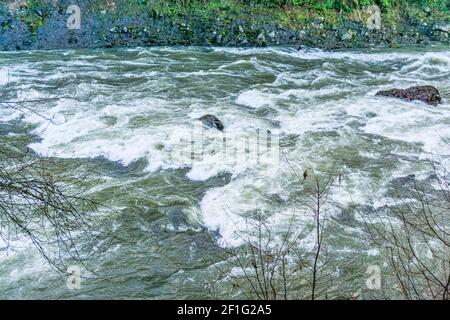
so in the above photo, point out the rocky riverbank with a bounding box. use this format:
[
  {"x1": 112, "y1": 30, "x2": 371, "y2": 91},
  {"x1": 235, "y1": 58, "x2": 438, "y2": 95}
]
[{"x1": 0, "y1": 0, "x2": 449, "y2": 51}]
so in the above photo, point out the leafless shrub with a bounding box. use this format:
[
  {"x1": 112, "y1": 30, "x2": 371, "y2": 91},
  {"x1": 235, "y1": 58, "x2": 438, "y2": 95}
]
[
  {"x1": 0, "y1": 76, "x2": 100, "y2": 273},
  {"x1": 364, "y1": 161, "x2": 450, "y2": 300},
  {"x1": 209, "y1": 169, "x2": 340, "y2": 300}
]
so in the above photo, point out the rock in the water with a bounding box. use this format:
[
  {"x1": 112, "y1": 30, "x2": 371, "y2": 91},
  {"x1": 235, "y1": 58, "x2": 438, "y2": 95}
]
[
  {"x1": 199, "y1": 114, "x2": 224, "y2": 131},
  {"x1": 375, "y1": 85, "x2": 442, "y2": 106}
]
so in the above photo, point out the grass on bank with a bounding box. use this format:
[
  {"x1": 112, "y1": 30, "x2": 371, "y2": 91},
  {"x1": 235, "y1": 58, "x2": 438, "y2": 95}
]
[
  {"x1": 6, "y1": 0, "x2": 450, "y2": 26},
  {"x1": 113, "y1": 1, "x2": 449, "y2": 24}
]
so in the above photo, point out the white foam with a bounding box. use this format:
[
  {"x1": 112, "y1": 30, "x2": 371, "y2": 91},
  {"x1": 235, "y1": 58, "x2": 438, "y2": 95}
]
[
  {"x1": 2, "y1": 46, "x2": 449, "y2": 250},
  {"x1": 0, "y1": 68, "x2": 11, "y2": 85},
  {"x1": 236, "y1": 89, "x2": 273, "y2": 109}
]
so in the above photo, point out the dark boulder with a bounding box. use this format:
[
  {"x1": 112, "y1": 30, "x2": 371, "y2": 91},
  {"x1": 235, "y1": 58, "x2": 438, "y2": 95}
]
[
  {"x1": 199, "y1": 114, "x2": 224, "y2": 131},
  {"x1": 376, "y1": 85, "x2": 442, "y2": 106}
]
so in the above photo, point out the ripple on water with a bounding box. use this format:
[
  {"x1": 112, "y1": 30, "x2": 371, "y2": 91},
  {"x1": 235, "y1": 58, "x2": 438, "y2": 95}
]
[{"x1": 1, "y1": 46, "x2": 449, "y2": 298}]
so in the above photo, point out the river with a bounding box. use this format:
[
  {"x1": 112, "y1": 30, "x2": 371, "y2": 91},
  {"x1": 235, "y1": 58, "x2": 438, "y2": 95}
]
[{"x1": 0, "y1": 46, "x2": 449, "y2": 299}]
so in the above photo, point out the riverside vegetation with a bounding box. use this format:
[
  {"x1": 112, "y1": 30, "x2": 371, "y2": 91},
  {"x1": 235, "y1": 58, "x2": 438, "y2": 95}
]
[{"x1": 0, "y1": 0, "x2": 449, "y2": 50}]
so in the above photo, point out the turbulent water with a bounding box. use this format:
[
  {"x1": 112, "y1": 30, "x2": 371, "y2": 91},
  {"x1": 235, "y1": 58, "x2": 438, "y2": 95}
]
[{"x1": 0, "y1": 46, "x2": 449, "y2": 299}]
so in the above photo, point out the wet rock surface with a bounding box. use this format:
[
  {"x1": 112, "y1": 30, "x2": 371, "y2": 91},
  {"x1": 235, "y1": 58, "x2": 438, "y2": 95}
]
[
  {"x1": 376, "y1": 86, "x2": 442, "y2": 106},
  {"x1": 199, "y1": 115, "x2": 224, "y2": 132}
]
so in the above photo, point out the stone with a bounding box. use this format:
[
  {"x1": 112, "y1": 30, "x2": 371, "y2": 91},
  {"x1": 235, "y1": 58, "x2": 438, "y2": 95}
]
[
  {"x1": 341, "y1": 31, "x2": 353, "y2": 41},
  {"x1": 199, "y1": 115, "x2": 224, "y2": 131},
  {"x1": 422, "y1": 6, "x2": 432, "y2": 15},
  {"x1": 433, "y1": 23, "x2": 450, "y2": 33},
  {"x1": 256, "y1": 32, "x2": 267, "y2": 46},
  {"x1": 375, "y1": 85, "x2": 442, "y2": 106}
]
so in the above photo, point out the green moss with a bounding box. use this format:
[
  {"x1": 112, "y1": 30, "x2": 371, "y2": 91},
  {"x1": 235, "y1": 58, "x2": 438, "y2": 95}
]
[
  {"x1": 9, "y1": 0, "x2": 450, "y2": 39},
  {"x1": 16, "y1": 0, "x2": 50, "y2": 35},
  {"x1": 91, "y1": 0, "x2": 448, "y2": 32}
]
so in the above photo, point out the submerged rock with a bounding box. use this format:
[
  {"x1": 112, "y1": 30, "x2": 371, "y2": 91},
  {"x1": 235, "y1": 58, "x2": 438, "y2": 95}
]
[
  {"x1": 375, "y1": 85, "x2": 442, "y2": 106},
  {"x1": 199, "y1": 114, "x2": 224, "y2": 131}
]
